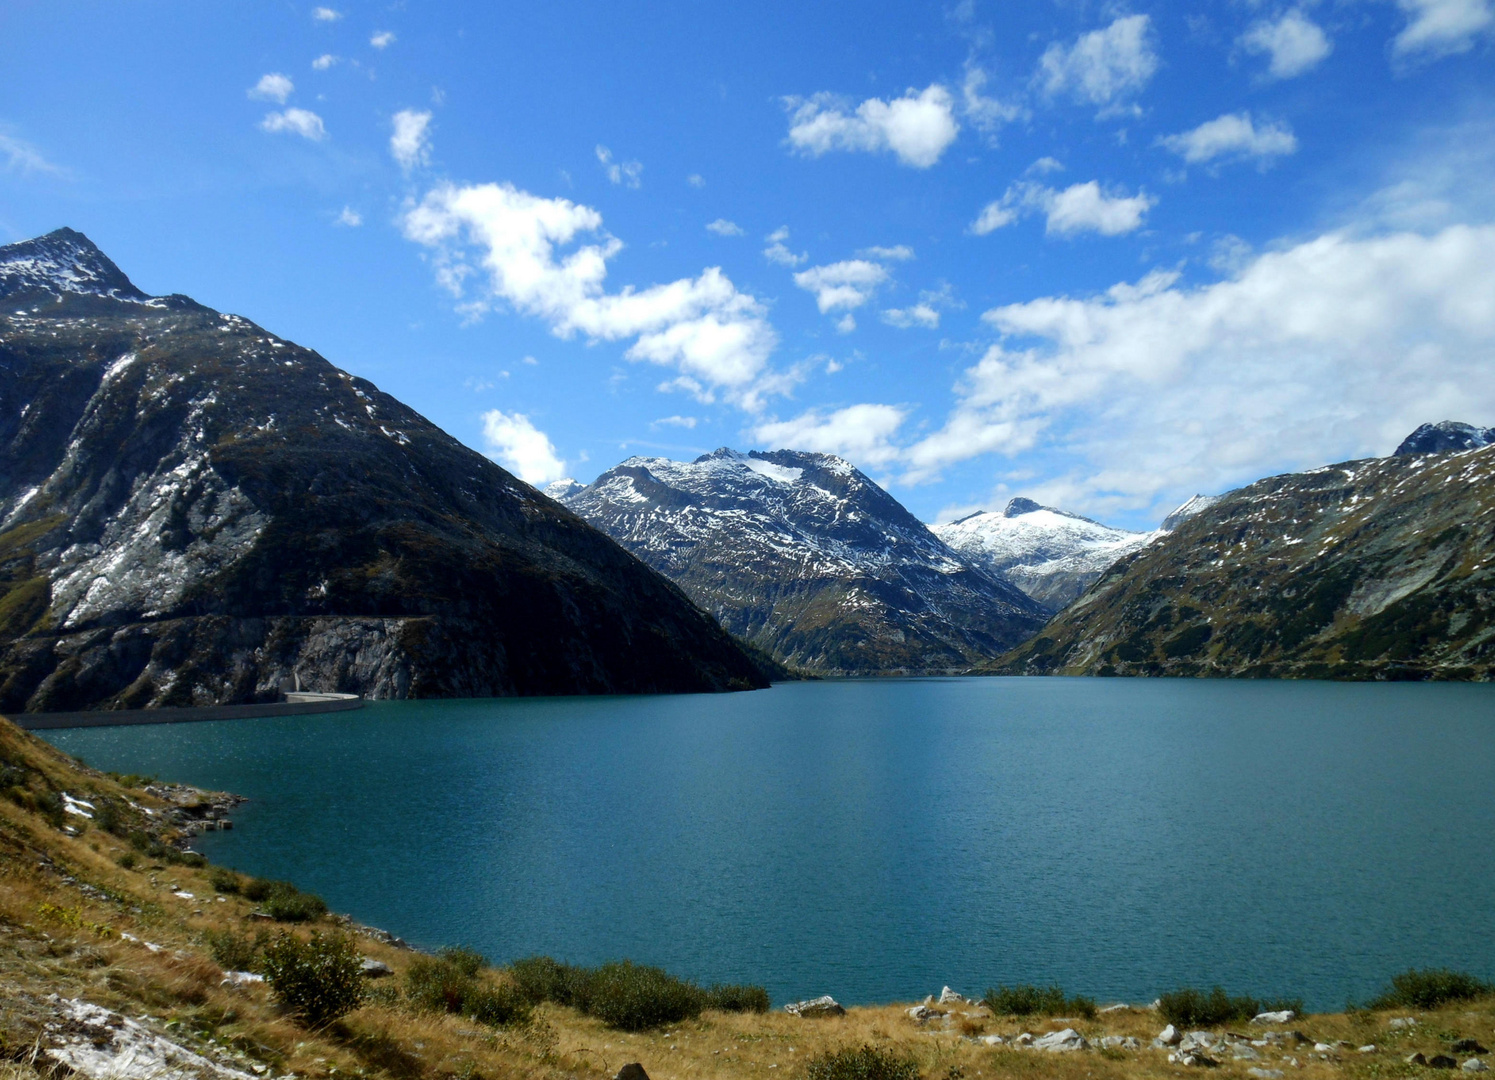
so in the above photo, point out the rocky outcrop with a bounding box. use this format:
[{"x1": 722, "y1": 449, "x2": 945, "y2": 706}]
[
  {"x1": 0, "y1": 229, "x2": 772, "y2": 710},
  {"x1": 1394, "y1": 421, "x2": 1495, "y2": 456}
]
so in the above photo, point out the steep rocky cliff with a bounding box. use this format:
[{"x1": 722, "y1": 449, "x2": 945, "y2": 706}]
[
  {"x1": 0, "y1": 228, "x2": 771, "y2": 710},
  {"x1": 557, "y1": 450, "x2": 1047, "y2": 674},
  {"x1": 985, "y1": 438, "x2": 1495, "y2": 680}
]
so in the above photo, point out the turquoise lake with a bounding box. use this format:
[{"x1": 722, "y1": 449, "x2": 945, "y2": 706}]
[{"x1": 41, "y1": 677, "x2": 1495, "y2": 1010}]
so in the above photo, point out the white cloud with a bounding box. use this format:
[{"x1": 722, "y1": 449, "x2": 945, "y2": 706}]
[
  {"x1": 835, "y1": 314, "x2": 857, "y2": 334},
  {"x1": 0, "y1": 131, "x2": 64, "y2": 176},
  {"x1": 402, "y1": 181, "x2": 784, "y2": 411},
  {"x1": 390, "y1": 109, "x2": 433, "y2": 172},
  {"x1": 1160, "y1": 112, "x2": 1298, "y2": 165},
  {"x1": 706, "y1": 218, "x2": 744, "y2": 236},
  {"x1": 858, "y1": 244, "x2": 914, "y2": 261},
  {"x1": 1028, "y1": 156, "x2": 1065, "y2": 175},
  {"x1": 480, "y1": 410, "x2": 567, "y2": 485},
  {"x1": 312, "y1": 53, "x2": 338, "y2": 70},
  {"x1": 370, "y1": 30, "x2": 396, "y2": 49},
  {"x1": 335, "y1": 206, "x2": 362, "y2": 227},
  {"x1": 785, "y1": 84, "x2": 960, "y2": 168},
  {"x1": 763, "y1": 226, "x2": 807, "y2": 267},
  {"x1": 249, "y1": 73, "x2": 295, "y2": 104},
  {"x1": 903, "y1": 224, "x2": 1495, "y2": 514},
  {"x1": 259, "y1": 108, "x2": 327, "y2": 141},
  {"x1": 652, "y1": 415, "x2": 699, "y2": 428},
  {"x1": 1037, "y1": 15, "x2": 1159, "y2": 109},
  {"x1": 687, "y1": 173, "x2": 705, "y2": 188},
  {"x1": 312, "y1": 6, "x2": 341, "y2": 21},
  {"x1": 971, "y1": 180, "x2": 1154, "y2": 237},
  {"x1": 1391, "y1": 0, "x2": 1495, "y2": 57},
  {"x1": 882, "y1": 304, "x2": 940, "y2": 329},
  {"x1": 793, "y1": 260, "x2": 891, "y2": 313},
  {"x1": 752, "y1": 403, "x2": 909, "y2": 467},
  {"x1": 1240, "y1": 11, "x2": 1333, "y2": 79},
  {"x1": 962, "y1": 65, "x2": 1025, "y2": 137},
  {"x1": 596, "y1": 145, "x2": 642, "y2": 188}
]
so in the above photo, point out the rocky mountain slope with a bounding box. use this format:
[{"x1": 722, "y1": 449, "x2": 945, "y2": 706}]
[
  {"x1": 555, "y1": 450, "x2": 1048, "y2": 674},
  {"x1": 0, "y1": 228, "x2": 772, "y2": 710},
  {"x1": 986, "y1": 433, "x2": 1495, "y2": 679},
  {"x1": 932, "y1": 498, "x2": 1156, "y2": 611},
  {"x1": 1394, "y1": 421, "x2": 1494, "y2": 456}
]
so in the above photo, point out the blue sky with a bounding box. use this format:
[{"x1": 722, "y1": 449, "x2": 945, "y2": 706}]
[{"x1": 3, "y1": 0, "x2": 1493, "y2": 530}]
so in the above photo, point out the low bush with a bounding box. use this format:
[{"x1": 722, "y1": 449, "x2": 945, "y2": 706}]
[
  {"x1": 260, "y1": 931, "x2": 365, "y2": 1027},
  {"x1": 805, "y1": 1045, "x2": 920, "y2": 1080},
  {"x1": 510, "y1": 955, "x2": 588, "y2": 1007},
  {"x1": 405, "y1": 949, "x2": 531, "y2": 1028},
  {"x1": 982, "y1": 984, "x2": 1097, "y2": 1019},
  {"x1": 242, "y1": 878, "x2": 327, "y2": 922},
  {"x1": 580, "y1": 961, "x2": 704, "y2": 1031},
  {"x1": 704, "y1": 983, "x2": 772, "y2": 1013},
  {"x1": 209, "y1": 868, "x2": 242, "y2": 894},
  {"x1": 1370, "y1": 970, "x2": 1492, "y2": 1010},
  {"x1": 205, "y1": 928, "x2": 268, "y2": 972},
  {"x1": 116, "y1": 851, "x2": 139, "y2": 870},
  {"x1": 1157, "y1": 987, "x2": 1304, "y2": 1027}
]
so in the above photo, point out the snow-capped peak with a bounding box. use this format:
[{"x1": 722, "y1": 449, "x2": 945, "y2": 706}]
[
  {"x1": 0, "y1": 228, "x2": 150, "y2": 304},
  {"x1": 1159, "y1": 494, "x2": 1222, "y2": 532}
]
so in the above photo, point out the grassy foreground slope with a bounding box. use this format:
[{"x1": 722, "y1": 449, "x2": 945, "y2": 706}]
[
  {"x1": 3, "y1": 713, "x2": 1493, "y2": 1080},
  {"x1": 987, "y1": 445, "x2": 1495, "y2": 679}
]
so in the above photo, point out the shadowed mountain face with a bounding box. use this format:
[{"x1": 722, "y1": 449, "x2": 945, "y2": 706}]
[
  {"x1": 0, "y1": 229, "x2": 771, "y2": 711},
  {"x1": 987, "y1": 437, "x2": 1495, "y2": 680},
  {"x1": 557, "y1": 450, "x2": 1048, "y2": 675},
  {"x1": 1395, "y1": 421, "x2": 1495, "y2": 456}
]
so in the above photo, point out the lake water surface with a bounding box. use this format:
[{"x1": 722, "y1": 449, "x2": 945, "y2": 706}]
[{"x1": 42, "y1": 677, "x2": 1495, "y2": 1011}]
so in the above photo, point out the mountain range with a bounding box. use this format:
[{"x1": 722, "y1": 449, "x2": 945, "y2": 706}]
[
  {"x1": 553, "y1": 450, "x2": 1049, "y2": 674},
  {"x1": 0, "y1": 228, "x2": 774, "y2": 711}
]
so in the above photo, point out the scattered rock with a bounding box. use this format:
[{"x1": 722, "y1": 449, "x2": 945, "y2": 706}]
[
  {"x1": 1462, "y1": 1060, "x2": 1489, "y2": 1073},
  {"x1": 1360, "y1": 1046, "x2": 1378, "y2": 1053},
  {"x1": 939, "y1": 987, "x2": 967, "y2": 1004},
  {"x1": 1033, "y1": 1029, "x2": 1088, "y2": 1053},
  {"x1": 360, "y1": 959, "x2": 393, "y2": 978},
  {"x1": 1168, "y1": 1051, "x2": 1218, "y2": 1067},
  {"x1": 1232, "y1": 1046, "x2": 1262, "y2": 1061},
  {"x1": 907, "y1": 1006, "x2": 945, "y2": 1021},
  {"x1": 1315, "y1": 1043, "x2": 1335, "y2": 1053},
  {"x1": 1409, "y1": 1054, "x2": 1430, "y2": 1066},
  {"x1": 784, "y1": 996, "x2": 845, "y2": 1018},
  {"x1": 1430, "y1": 1056, "x2": 1459, "y2": 1069},
  {"x1": 42, "y1": 997, "x2": 259, "y2": 1080},
  {"x1": 1099, "y1": 1036, "x2": 1142, "y2": 1050},
  {"x1": 1248, "y1": 1070, "x2": 1285, "y2": 1079},
  {"x1": 1013, "y1": 1033, "x2": 1034, "y2": 1046},
  {"x1": 1158, "y1": 1025, "x2": 1182, "y2": 1046},
  {"x1": 1253, "y1": 1012, "x2": 1297, "y2": 1025},
  {"x1": 979, "y1": 1035, "x2": 1006, "y2": 1046},
  {"x1": 1180, "y1": 1032, "x2": 1219, "y2": 1053},
  {"x1": 1452, "y1": 1042, "x2": 1490, "y2": 1055},
  {"x1": 220, "y1": 972, "x2": 264, "y2": 987},
  {"x1": 1100, "y1": 1003, "x2": 1133, "y2": 1014},
  {"x1": 615, "y1": 1066, "x2": 650, "y2": 1080},
  {"x1": 1391, "y1": 1018, "x2": 1420, "y2": 1030}
]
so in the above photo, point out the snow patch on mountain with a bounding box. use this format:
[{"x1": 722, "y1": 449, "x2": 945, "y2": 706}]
[{"x1": 0, "y1": 228, "x2": 149, "y2": 303}]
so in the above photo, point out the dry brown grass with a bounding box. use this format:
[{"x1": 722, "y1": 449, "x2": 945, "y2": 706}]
[{"x1": 4, "y1": 714, "x2": 1494, "y2": 1080}]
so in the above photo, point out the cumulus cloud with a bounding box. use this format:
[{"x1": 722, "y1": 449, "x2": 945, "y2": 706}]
[
  {"x1": 259, "y1": 108, "x2": 327, "y2": 141},
  {"x1": 312, "y1": 53, "x2": 338, "y2": 70},
  {"x1": 962, "y1": 65, "x2": 1025, "y2": 137},
  {"x1": 1037, "y1": 15, "x2": 1158, "y2": 109},
  {"x1": 687, "y1": 173, "x2": 705, "y2": 188},
  {"x1": 312, "y1": 7, "x2": 341, "y2": 21},
  {"x1": 370, "y1": 30, "x2": 396, "y2": 49},
  {"x1": 706, "y1": 218, "x2": 744, "y2": 236},
  {"x1": 883, "y1": 283, "x2": 959, "y2": 330},
  {"x1": 1240, "y1": 11, "x2": 1332, "y2": 79},
  {"x1": 903, "y1": 224, "x2": 1495, "y2": 515},
  {"x1": 390, "y1": 109, "x2": 432, "y2": 172},
  {"x1": 249, "y1": 73, "x2": 294, "y2": 104},
  {"x1": 858, "y1": 244, "x2": 914, "y2": 261},
  {"x1": 652, "y1": 415, "x2": 699, "y2": 428},
  {"x1": 481, "y1": 410, "x2": 567, "y2": 484},
  {"x1": 1391, "y1": 0, "x2": 1494, "y2": 57},
  {"x1": 596, "y1": 145, "x2": 642, "y2": 188},
  {"x1": 785, "y1": 85, "x2": 960, "y2": 168},
  {"x1": 401, "y1": 181, "x2": 784, "y2": 411},
  {"x1": 1159, "y1": 112, "x2": 1298, "y2": 165},
  {"x1": 335, "y1": 206, "x2": 362, "y2": 227},
  {"x1": 971, "y1": 180, "x2": 1155, "y2": 236},
  {"x1": 793, "y1": 260, "x2": 890, "y2": 313},
  {"x1": 752, "y1": 403, "x2": 909, "y2": 467},
  {"x1": 763, "y1": 226, "x2": 807, "y2": 267}
]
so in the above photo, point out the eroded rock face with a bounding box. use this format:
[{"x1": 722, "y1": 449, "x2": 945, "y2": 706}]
[{"x1": 0, "y1": 229, "x2": 773, "y2": 709}]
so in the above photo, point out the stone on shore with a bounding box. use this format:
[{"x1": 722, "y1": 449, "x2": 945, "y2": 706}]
[
  {"x1": 1248, "y1": 1070, "x2": 1285, "y2": 1079},
  {"x1": 1252, "y1": 1011, "x2": 1296, "y2": 1025},
  {"x1": 1099, "y1": 1036, "x2": 1142, "y2": 1050},
  {"x1": 360, "y1": 958, "x2": 393, "y2": 977},
  {"x1": 1157, "y1": 1024, "x2": 1182, "y2": 1046},
  {"x1": 1390, "y1": 1018, "x2": 1419, "y2": 1030},
  {"x1": 784, "y1": 996, "x2": 845, "y2": 1018},
  {"x1": 1033, "y1": 1029, "x2": 1088, "y2": 1053},
  {"x1": 1463, "y1": 1060, "x2": 1490, "y2": 1073},
  {"x1": 906, "y1": 1005, "x2": 945, "y2": 1021},
  {"x1": 939, "y1": 987, "x2": 967, "y2": 1004}
]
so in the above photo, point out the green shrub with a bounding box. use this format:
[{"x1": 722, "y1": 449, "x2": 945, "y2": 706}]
[
  {"x1": 206, "y1": 929, "x2": 267, "y2": 972},
  {"x1": 116, "y1": 851, "x2": 139, "y2": 870},
  {"x1": 509, "y1": 955, "x2": 587, "y2": 1007},
  {"x1": 404, "y1": 949, "x2": 531, "y2": 1028},
  {"x1": 260, "y1": 931, "x2": 365, "y2": 1027},
  {"x1": 1370, "y1": 970, "x2": 1492, "y2": 1010},
  {"x1": 209, "y1": 868, "x2": 242, "y2": 894},
  {"x1": 168, "y1": 850, "x2": 207, "y2": 868},
  {"x1": 1157, "y1": 987, "x2": 1304, "y2": 1027},
  {"x1": 579, "y1": 961, "x2": 704, "y2": 1031},
  {"x1": 242, "y1": 878, "x2": 327, "y2": 922},
  {"x1": 982, "y1": 984, "x2": 1096, "y2": 1019},
  {"x1": 805, "y1": 1045, "x2": 919, "y2": 1080},
  {"x1": 704, "y1": 983, "x2": 771, "y2": 1013}
]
